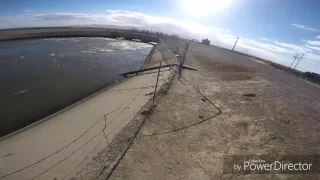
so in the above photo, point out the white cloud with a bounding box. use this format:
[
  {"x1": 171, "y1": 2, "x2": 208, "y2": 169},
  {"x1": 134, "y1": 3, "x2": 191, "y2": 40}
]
[
  {"x1": 305, "y1": 53, "x2": 320, "y2": 62},
  {"x1": 302, "y1": 40, "x2": 320, "y2": 46},
  {"x1": 260, "y1": 37, "x2": 272, "y2": 41},
  {"x1": 292, "y1": 23, "x2": 319, "y2": 32},
  {"x1": 317, "y1": 35, "x2": 320, "y2": 39},
  {"x1": 305, "y1": 45, "x2": 320, "y2": 52},
  {"x1": 274, "y1": 41, "x2": 312, "y2": 53},
  {"x1": 240, "y1": 38, "x2": 292, "y2": 53}
]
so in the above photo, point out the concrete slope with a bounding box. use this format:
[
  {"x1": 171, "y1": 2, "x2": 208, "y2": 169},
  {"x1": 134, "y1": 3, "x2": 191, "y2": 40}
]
[{"x1": 0, "y1": 68, "x2": 172, "y2": 180}]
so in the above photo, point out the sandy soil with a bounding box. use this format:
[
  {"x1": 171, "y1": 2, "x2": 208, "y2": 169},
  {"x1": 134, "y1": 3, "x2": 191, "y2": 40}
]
[{"x1": 101, "y1": 42, "x2": 320, "y2": 180}]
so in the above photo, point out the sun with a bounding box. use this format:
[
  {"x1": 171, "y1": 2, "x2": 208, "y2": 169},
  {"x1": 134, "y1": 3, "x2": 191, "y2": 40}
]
[{"x1": 180, "y1": 0, "x2": 232, "y2": 17}]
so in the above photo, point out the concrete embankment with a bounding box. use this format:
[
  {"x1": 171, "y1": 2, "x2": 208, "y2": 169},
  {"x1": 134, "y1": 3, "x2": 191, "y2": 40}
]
[
  {"x1": 0, "y1": 27, "x2": 159, "y2": 42},
  {"x1": 0, "y1": 35, "x2": 184, "y2": 180}
]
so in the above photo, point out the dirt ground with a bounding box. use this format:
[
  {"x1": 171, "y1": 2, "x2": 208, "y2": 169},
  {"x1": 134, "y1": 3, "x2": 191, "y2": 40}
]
[{"x1": 74, "y1": 42, "x2": 320, "y2": 180}]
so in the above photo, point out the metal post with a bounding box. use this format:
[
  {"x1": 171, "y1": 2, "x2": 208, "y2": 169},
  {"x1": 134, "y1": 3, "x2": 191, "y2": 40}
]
[
  {"x1": 178, "y1": 42, "x2": 190, "y2": 80},
  {"x1": 153, "y1": 62, "x2": 161, "y2": 104}
]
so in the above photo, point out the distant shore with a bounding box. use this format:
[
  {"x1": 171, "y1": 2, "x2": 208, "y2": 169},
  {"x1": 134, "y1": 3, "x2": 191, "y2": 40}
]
[{"x1": 0, "y1": 26, "x2": 159, "y2": 42}]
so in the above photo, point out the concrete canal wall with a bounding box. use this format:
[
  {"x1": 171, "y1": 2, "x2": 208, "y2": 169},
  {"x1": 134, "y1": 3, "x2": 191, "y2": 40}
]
[{"x1": 0, "y1": 33, "x2": 183, "y2": 180}]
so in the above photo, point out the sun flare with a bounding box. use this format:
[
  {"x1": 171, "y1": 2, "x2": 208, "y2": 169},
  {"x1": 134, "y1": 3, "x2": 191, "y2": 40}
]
[{"x1": 180, "y1": 0, "x2": 232, "y2": 17}]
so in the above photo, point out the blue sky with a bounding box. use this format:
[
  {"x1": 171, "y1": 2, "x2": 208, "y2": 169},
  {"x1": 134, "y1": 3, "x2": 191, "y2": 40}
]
[{"x1": 1, "y1": 0, "x2": 320, "y2": 73}]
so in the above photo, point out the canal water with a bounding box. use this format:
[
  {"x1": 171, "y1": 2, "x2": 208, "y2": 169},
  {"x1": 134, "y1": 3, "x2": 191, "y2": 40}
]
[{"x1": 0, "y1": 37, "x2": 153, "y2": 137}]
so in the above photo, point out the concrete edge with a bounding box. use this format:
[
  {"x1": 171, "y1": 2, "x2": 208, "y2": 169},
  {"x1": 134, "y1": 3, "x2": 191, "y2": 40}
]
[{"x1": 0, "y1": 77, "x2": 130, "y2": 142}]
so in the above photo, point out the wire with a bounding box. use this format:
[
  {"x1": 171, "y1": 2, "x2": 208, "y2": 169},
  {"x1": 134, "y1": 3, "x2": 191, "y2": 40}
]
[
  {"x1": 104, "y1": 114, "x2": 149, "y2": 180},
  {"x1": 54, "y1": 78, "x2": 157, "y2": 180},
  {"x1": 137, "y1": 73, "x2": 222, "y2": 137},
  {"x1": 93, "y1": 73, "x2": 172, "y2": 180},
  {"x1": 1, "y1": 38, "x2": 181, "y2": 180},
  {"x1": 104, "y1": 67, "x2": 177, "y2": 180},
  {"x1": 181, "y1": 73, "x2": 222, "y2": 113},
  {"x1": 0, "y1": 153, "x2": 12, "y2": 159},
  {"x1": 104, "y1": 92, "x2": 141, "y2": 129},
  {"x1": 107, "y1": 111, "x2": 137, "y2": 137},
  {"x1": 73, "y1": 74, "x2": 161, "y2": 180},
  {"x1": 61, "y1": 138, "x2": 105, "y2": 180},
  {"x1": 139, "y1": 113, "x2": 220, "y2": 137},
  {"x1": 0, "y1": 92, "x2": 137, "y2": 179},
  {"x1": 0, "y1": 117, "x2": 102, "y2": 179},
  {"x1": 30, "y1": 132, "x2": 104, "y2": 180},
  {"x1": 138, "y1": 43, "x2": 222, "y2": 137}
]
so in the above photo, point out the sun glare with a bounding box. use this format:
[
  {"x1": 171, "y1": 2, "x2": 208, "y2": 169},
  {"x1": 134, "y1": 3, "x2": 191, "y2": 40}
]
[{"x1": 180, "y1": 0, "x2": 232, "y2": 17}]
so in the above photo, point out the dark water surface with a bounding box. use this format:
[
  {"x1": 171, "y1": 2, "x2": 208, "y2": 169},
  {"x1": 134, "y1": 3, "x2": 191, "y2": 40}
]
[{"x1": 0, "y1": 37, "x2": 152, "y2": 137}]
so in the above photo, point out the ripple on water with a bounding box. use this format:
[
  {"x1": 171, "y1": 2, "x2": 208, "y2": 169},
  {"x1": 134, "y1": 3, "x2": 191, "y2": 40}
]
[{"x1": 108, "y1": 41, "x2": 153, "y2": 51}]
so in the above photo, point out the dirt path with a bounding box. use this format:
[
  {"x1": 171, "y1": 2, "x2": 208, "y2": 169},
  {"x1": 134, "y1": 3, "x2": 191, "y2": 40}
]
[{"x1": 106, "y1": 42, "x2": 320, "y2": 180}]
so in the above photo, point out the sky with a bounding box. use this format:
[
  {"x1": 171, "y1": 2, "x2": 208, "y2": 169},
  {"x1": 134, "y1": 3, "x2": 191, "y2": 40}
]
[{"x1": 1, "y1": 0, "x2": 320, "y2": 73}]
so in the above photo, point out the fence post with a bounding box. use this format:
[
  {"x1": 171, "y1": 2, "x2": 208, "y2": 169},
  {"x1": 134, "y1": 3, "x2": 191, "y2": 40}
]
[{"x1": 153, "y1": 62, "x2": 162, "y2": 104}]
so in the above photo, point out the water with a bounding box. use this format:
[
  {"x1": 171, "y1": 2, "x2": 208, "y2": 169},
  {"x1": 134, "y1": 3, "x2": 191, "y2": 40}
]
[{"x1": 0, "y1": 37, "x2": 153, "y2": 137}]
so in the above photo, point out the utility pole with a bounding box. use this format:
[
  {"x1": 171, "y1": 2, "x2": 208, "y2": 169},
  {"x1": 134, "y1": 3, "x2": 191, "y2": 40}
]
[
  {"x1": 284, "y1": 61, "x2": 287, "y2": 66},
  {"x1": 293, "y1": 53, "x2": 304, "y2": 70},
  {"x1": 232, "y1": 37, "x2": 240, "y2": 51},
  {"x1": 289, "y1": 53, "x2": 300, "y2": 69}
]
